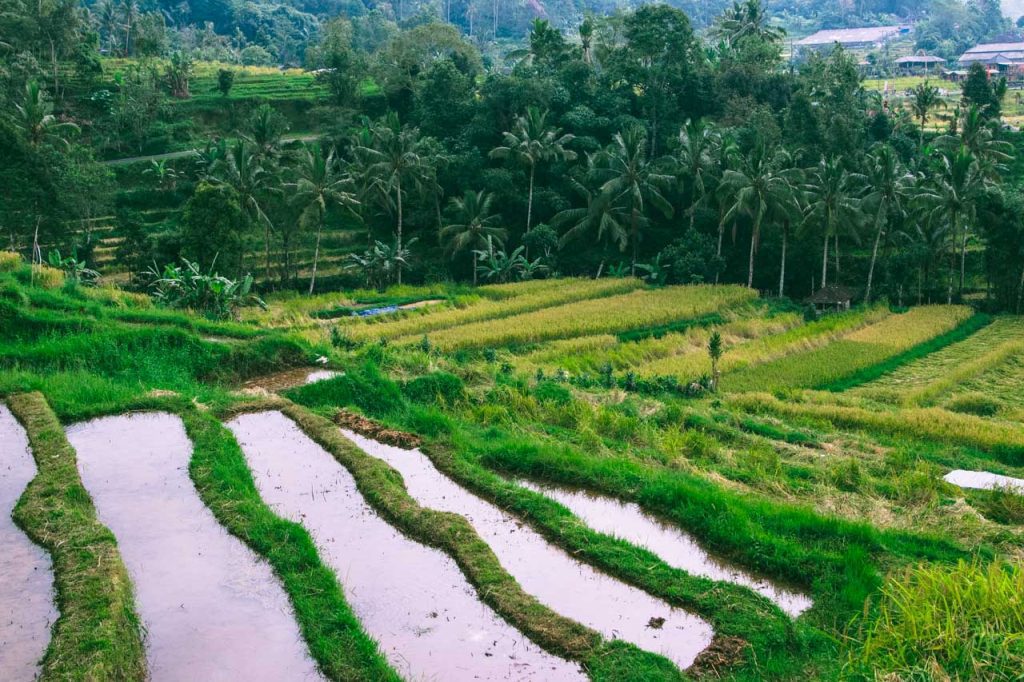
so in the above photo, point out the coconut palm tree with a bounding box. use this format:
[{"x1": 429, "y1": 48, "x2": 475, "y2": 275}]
[
  {"x1": 243, "y1": 103, "x2": 289, "y2": 164},
  {"x1": 13, "y1": 81, "x2": 79, "y2": 148},
  {"x1": 441, "y1": 190, "x2": 508, "y2": 285},
  {"x1": 720, "y1": 141, "x2": 799, "y2": 289},
  {"x1": 803, "y1": 156, "x2": 864, "y2": 290},
  {"x1": 289, "y1": 146, "x2": 359, "y2": 294},
  {"x1": 211, "y1": 141, "x2": 274, "y2": 281},
  {"x1": 553, "y1": 167, "x2": 631, "y2": 278},
  {"x1": 489, "y1": 106, "x2": 576, "y2": 236},
  {"x1": 937, "y1": 104, "x2": 1011, "y2": 179},
  {"x1": 711, "y1": 0, "x2": 785, "y2": 47},
  {"x1": 120, "y1": 0, "x2": 140, "y2": 56},
  {"x1": 675, "y1": 119, "x2": 720, "y2": 232},
  {"x1": 909, "y1": 81, "x2": 945, "y2": 146},
  {"x1": 862, "y1": 144, "x2": 913, "y2": 302},
  {"x1": 355, "y1": 113, "x2": 433, "y2": 284},
  {"x1": 917, "y1": 146, "x2": 986, "y2": 302},
  {"x1": 589, "y1": 127, "x2": 674, "y2": 276}
]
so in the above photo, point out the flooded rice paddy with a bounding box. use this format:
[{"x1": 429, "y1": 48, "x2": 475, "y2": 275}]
[
  {"x1": 0, "y1": 405, "x2": 56, "y2": 682},
  {"x1": 518, "y1": 481, "x2": 812, "y2": 617},
  {"x1": 228, "y1": 411, "x2": 584, "y2": 681},
  {"x1": 342, "y1": 429, "x2": 715, "y2": 671},
  {"x1": 944, "y1": 469, "x2": 1024, "y2": 494},
  {"x1": 67, "y1": 412, "x2": 322, "y2": 681},
  {"x1": 241, "y1": 367, "x2": 341, "y2": 393}
]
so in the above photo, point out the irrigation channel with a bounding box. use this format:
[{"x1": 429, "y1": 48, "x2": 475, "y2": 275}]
[
  {"x1": 67, "y1": 413, "x2": 323, "y2": 681},
  {"x1": 340, "y1": 429, "x2": 716, "y2": 672},
  {"x1": 517, "y1": 482, "x2": 812, "y2": 618},
  {"x1": 0, "y1": 405, "x2": 56, "y2": 681},
  {"x1": 228, "y1": 411, "x2": 585, "y2": 681}
]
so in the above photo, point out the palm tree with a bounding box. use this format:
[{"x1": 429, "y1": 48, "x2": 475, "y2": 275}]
[
  {"x1": 121, "y1": 0, "x2": 140, "y2": 56},
  {"x1": 553, "y1": 167, "x2": 631, "y2": 277},
  {"x1": 589, "y1": 127, "x2": 674, "y2": 276},
  {"x1": 489, "y1": 106, "x2": 576, "y2": 236},
  {"x1": 675, "y1": 119, "x2": 720, "y2": 232},
  {"x1": 441, "y1": 190, "x2": 507, "y2": 285},
  {"x1": 289, "y1": 146, "x2": 359, "y2": 294},
  {"x1": 862, "y1": 145, "x2": 912, "y2": 302},
  {"x1": 13, "y1": 81, "x2": 79, "y2": 148},
  {"x1": 803, "y1": 156, "x2": 864, "y2": 290},
  {"x1": 243, "y1": 104, "x2": 289, "y2": 163},
  {"x1": 917, "y1": 146, "x2": 986, "y2": 302},
  {"x1": 711, "y1": 0, "x2": 785, "y2": 47},
  {"x1": 937, "y1": 104, "x2": 1011, "y2": 179},
  {"x1": 909, "y1": 81, "x2": 945, "y2": 146},
  {"x1": 356, "y1": 113, "x2": 433, "y2": 284},
  {"x1": 95, "y1": 0, "x2": 119, "y2": 53},
  {"x1": 720, "y1": 142, "x2": 799, "y2": 289},
  {"x1": 211, "y1": 141, "x2": 274, "y2": 281}
]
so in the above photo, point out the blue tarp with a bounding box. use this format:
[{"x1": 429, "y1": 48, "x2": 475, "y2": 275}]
[{"x1": 352, "y1": 305, "x2": 399, "y2": 318}]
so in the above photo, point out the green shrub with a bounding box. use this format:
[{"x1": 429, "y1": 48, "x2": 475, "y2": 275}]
[
  {"x1": 402, "y1": 372, "x2": 466, "y2": 406},
  {"x1": 533, "y1": 380, "x2": 573, "y2": 406},
  {"x1": 974, "y1": 487, "x2": 1024, "y2": 525},
  {"x1": 287, "y1": 362, "x2": 405, "y2": 416}
]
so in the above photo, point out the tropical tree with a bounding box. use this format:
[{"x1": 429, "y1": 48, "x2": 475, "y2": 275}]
[
  {"x1": 710, "y1": 0, "x2": 785, "y2": 47},
  {"x1": 589, "y1": 127, "x2": 674, "y2": 276},
  {"x1": 289, "y1": 146, "x2": 359, "y2": 294},
  {"x1": 356, "y1": 113, "x2": 433, "y2": 284},
  {"x1": 917, "y1": 146, "x2": 986, "y2": 301},
  {"x1": 120, "y1": 0, "x2": 140, "y2": 55},
  {"x1": 720, "y1": 142, "x2": 800, "y2": 288},
  {"x1": 13, "y1": 81, "x2": 79, "y2": 148},
  {"x1": 937, "y1": 104, "x2": 1012, "y2": 179},
  {"x1": 243, "y1": 103, "x2": 289, "y2": 163},
  {"x1": 211, "y1": 141, "x2": 274, "y2": 280},
  {"x1": 909, "y1": 82, "x2": 945, "y2": 146},
  {"x1": 346, "y1": 239, "x2": 415, "y2": 292},
  {"x1": 489, "y1": 106, "x2": 576, "y2": 236},
  {"x1": 440, "y1": 190, "x2": 507, "y2": 285},
  {"x1": 554, "y1": 169, "x2": 631, "y2": 278},
  {"x1": 803, "y1": 156, "x2": 864, "y2": 290},
  {"x1": 675, "y1": 119, "x2": 720, "y2": 231},
  {"x1": 143, "y1": 159, "x2": 180, "y2": 191},
  {"x1": 862, "y1": 144, "x2": 913, "y2": 301}
]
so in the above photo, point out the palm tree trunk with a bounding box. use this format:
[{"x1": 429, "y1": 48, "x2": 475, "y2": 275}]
[
  {"x1": 631, "y1": 208, "x2": 639, "y2": 277},
  {"x1": 526, "y1": 165, "x2": 535, "y2": 233},
  {"x1": 596, "y1": 258, "x2": 605, "y2": 279},
  {"x1": 308, "y1": 221, "x2": 322, "y2": 295},
  {"x1": 747, "y1": 215, "x2": 759, "y2": 289},
  {"x1": 821, "y1": 233, "x2": 829, "y2": 290},
  {"x1": 264, "y1": 223, "x2": 272, "y2": 284},
  {"x1": 396, "y1": 176, "x2": 403, "y2": 285},
  {"x1": 715, "y1": 219, "x2": 725, "y2": 284},
  {"x1": 472, "y1": 250, "x2": 478, "y2": 286},
  {"x1": 866, "y1": 204, "x2": 886, "y2": 302},
  {"x1": 834, "y1": 234, "x2": 840, "y2": 278},
  {"x1": 778, "y1": 225, "x2": 787, "y2": 297},
  {"x1": 1017, "y1": 265, "x2": 1024, "y2": 314},
  {"x1": 959, "y1": 229, "x2": 968, "y2": 296}
]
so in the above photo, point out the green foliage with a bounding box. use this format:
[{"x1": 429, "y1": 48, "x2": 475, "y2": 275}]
[
  {"x1": 846, "y1": 560, "x2": 1024, "y2": 680},
  {"x1": 147, "y1": 258, "x2": 265, "y2": 320},
  {"x1": 402, "y1": 371, "x2": 466, "y2": 405}
]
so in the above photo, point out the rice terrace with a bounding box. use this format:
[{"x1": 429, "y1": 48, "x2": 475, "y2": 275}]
[{"x1": 5, "y1": 0, "x2": 1024, "y2": 679}]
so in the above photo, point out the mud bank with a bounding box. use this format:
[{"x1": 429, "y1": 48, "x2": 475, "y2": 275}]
[
  {"x1": 228, "y1": 411, "x2": 584, "y2": 681},
  {"x1": 68, "y1": 412, "x2": 321, "y2": 681},
  {"x1": 342, "y1": 429, "x2": 715, "y2": 671},
  {"x1": 0, "y1": 405, "x2": 57, "y2": 682},
  {"x1": 519, "y1": 481, "x2": 812, "y2": 617}
]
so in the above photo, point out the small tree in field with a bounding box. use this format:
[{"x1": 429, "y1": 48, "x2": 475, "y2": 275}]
[
  {"x1": 217, "y1": 69, "x2": 234, "y2": 97},
  {"x1": 708, "y1": 331, "x2": 723, "y2": 391}
]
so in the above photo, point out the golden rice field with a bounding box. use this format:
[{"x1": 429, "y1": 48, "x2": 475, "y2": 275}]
[{"x1": 416, "y1": 284, "x2": 756, "y2": 350}]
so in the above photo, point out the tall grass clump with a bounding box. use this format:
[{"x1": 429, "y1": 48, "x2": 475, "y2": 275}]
[{"x1": 846, "y1": 560, "x2": 1024, "y2": 680}]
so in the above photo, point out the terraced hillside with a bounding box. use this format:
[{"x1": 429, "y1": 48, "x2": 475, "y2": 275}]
[{"x1": 1, "y1": 261, "x2": 1021, "y2": 682}]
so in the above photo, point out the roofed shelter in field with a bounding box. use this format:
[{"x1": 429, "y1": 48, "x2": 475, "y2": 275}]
[
  {"x1": 808, "y1": 285, "x2": 858, "y2": 313},
  {"x1": 793, "y1": 25, "x2": 907, "y2": 56},
  {"x1": 894, "y1": 55, "x2": 946, "y2": 74}
]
